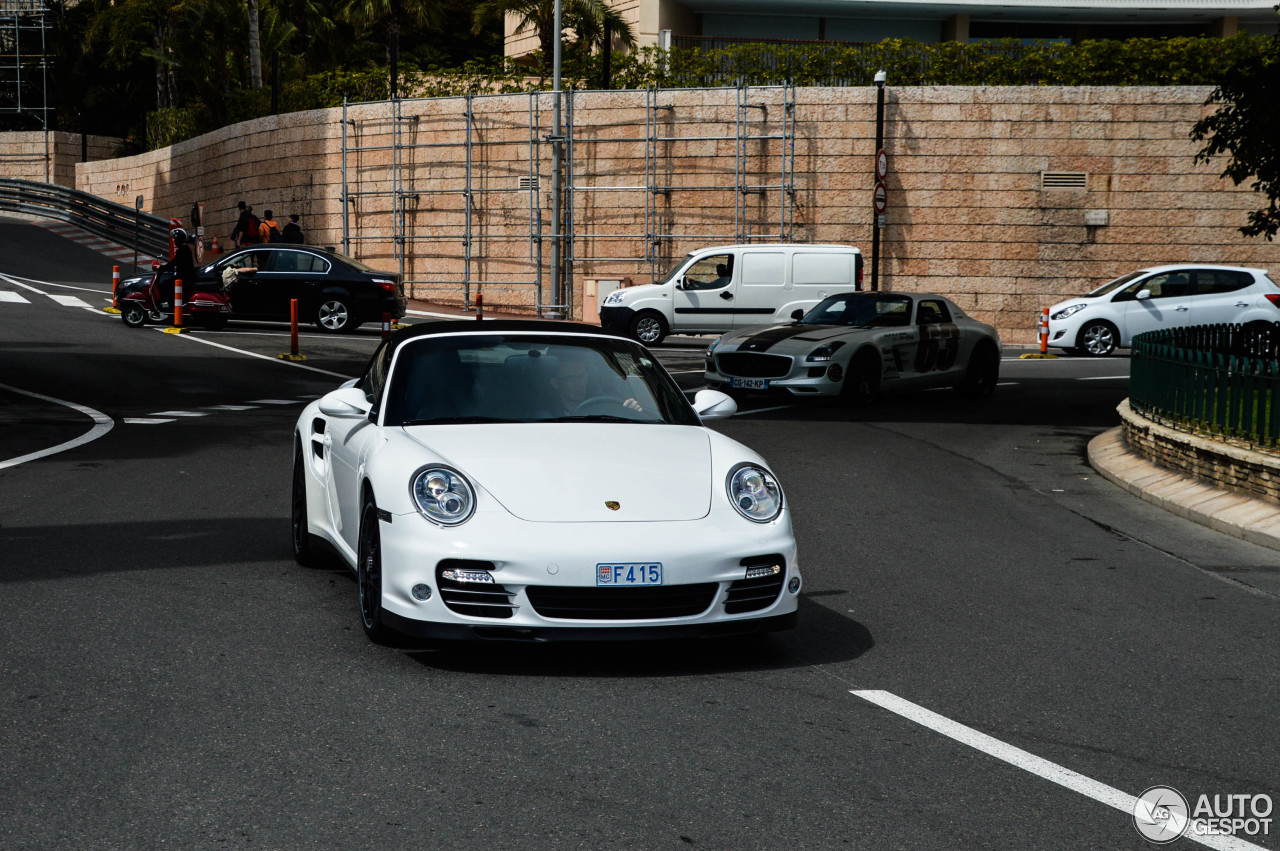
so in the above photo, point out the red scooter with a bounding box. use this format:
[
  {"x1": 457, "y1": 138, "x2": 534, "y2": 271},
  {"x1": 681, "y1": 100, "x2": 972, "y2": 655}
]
[{"x1": 118, "y1": 270, "x2": 232, "y2": 331}]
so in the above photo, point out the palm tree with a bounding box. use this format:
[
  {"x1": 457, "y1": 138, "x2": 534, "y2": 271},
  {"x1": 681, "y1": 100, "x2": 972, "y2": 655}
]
[
  {"x1": 342, "y1": 0, "x2": 443, "y2": 70},
  {"x1": 471, "y1": 0, "x2": 635, "y2": 73}
]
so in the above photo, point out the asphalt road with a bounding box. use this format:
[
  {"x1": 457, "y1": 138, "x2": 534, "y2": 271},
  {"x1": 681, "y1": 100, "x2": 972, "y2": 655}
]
[{"x1": 1, "y1": 221, "x2": 1277, "y2": 850}]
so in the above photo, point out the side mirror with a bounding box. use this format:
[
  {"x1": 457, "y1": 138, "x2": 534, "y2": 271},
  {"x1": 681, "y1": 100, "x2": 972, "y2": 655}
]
[
  {"x1": 319, "y1": 385, "x2": 371, "y2": 418},
  {"x1": 790, "y1": 309, "x2": 805, "y2": 322},
  {"x1": 692, "y1": 389, "x2": 737, "y2": 421},
  {"x1": 1135, "y1": 289, "x2": 1151, "y2": 301}
]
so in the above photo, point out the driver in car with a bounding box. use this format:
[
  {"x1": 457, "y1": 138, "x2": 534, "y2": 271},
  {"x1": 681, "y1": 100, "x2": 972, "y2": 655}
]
[{"x1": 544, "y1": 351, "x2": 643, "y2": 416}]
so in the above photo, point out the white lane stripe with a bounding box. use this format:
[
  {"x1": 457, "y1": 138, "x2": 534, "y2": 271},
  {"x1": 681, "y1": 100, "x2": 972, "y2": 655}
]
[
  {"x1": 164, "y1": 330, "x2": 352, "y2": 380},
  {"x1": 205, "y1": 405, "x2": 256, "y2": 411},
  {"x1": 149, "y1": 411, "x2": 206, "y2": 417},
  {"x1": 49, "y1": 294, "x2": 92, "y2": 309},
  {"x1": 0, "y1": 271, "x2": 116, "y2": 294},
  {"x1": 0, "y1": 383, "x2": 114, "y2": 471},
  {"x1": 1078, "y1": 375, "x2": 1130, "y2": 381},
  {"x1": 0, "y1": 291, "x2": 29, "y2": 303},
  {"x1": 246, "y1": 399, "x2": 299, "y2": 405},
  {"x1": 0, "y1": 273, "x2": 47, "y2": 296},
  {"x1": 407, "y1": 308, "x2": 475, "y2": 320},
  {"x1": 124, "y1": 418, "x2": 176, "y2": 424},
  {"x1": 851, "y1": 690, "x2": 1265, "y2": 851}
]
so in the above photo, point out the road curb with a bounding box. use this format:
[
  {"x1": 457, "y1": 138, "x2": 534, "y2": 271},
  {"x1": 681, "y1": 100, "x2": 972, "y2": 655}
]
[{"x1": 1088, "y1": 427, "x2": 1280, "y2": 552}]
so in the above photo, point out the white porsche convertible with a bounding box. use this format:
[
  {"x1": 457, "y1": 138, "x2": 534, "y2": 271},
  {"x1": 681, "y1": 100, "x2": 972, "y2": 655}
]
[
  {"x1": 292, "y1": 320, "x2": 800, "y2": 643},
  {"x1": 705, "y1": 291, "x2": 1002, "y2": 403}
]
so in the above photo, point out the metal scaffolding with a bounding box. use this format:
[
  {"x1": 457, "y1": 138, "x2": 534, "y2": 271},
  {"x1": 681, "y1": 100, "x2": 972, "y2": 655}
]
[
  {"x1": 340, "y1": 83, "x2": 797, "y2": 312},
  {"x1": 0, "y1": 0, "x2": 52, "y2": 180}
]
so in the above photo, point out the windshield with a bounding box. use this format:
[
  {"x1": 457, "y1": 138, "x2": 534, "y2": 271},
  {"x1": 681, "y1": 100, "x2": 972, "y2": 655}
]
[
  {"x1": 1087, "y1": 270, "x2": 1146, "y2": 297},
  {"x1": 657, "y1": 254, "x2": 695, "y2": 287},
  {"x1": 801, "y1": 293, "x2": 913, "y2": 327},
  {"x1": 382, "y1": 335, "x2": 701, "y2": 427}
]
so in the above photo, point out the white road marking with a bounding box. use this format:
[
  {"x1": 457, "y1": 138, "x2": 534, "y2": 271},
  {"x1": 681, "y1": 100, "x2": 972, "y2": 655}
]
[
  {"x1": 407, "y1": 308, "x2": 476, "y2": 320},
  {"x1": 247, "y1": 399, "x2": 300, "y2": 405},
  {"x1": 1078, "y1": 375, "x2": 1129, "y2": 381},
  {"x1": 851, "y1": 690, "x2": 1266, "y2": 851},
  {"x1": 162, "y1": 331, "x2": 352, "y2": 380},
  {"x1": 0, "y1": 383, "x2": 114, "y2": 471},
  {"x1": 0, "y1": 271, "x2": 113, "y2": 295},
  {"x1": 124, "y1": 418, "x2": 176, "y2": 425},
  {"x1": 0, "y1": 291, "x2": 29, "y2": 303},
  {"x1": 734, "y1": 404, "x2": 795, "y2": 416},
  {"x1": 149, "y1": 411, "x2": 207, "y2": 417},
  {"x1": 205, "y1": 405, "x2": 256, "y2": 411},
  {"x1": 49, "y1": 294, "x2": 92, "y2": 309}
]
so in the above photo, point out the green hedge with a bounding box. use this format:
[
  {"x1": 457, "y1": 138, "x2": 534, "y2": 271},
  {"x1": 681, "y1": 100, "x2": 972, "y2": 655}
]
[{"x1": 147, "y1": 35, "x2": 1277, "y2": 149}]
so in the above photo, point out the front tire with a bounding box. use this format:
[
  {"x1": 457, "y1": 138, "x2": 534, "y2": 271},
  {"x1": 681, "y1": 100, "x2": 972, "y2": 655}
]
[
  {"x1": 629, "y1": 311, "x2": 668, "y2": 346},
  {"x1": 842, "y1": 349, "x2": 881, "y2": 406},
  {"x1": 121, "y1": 302, "x2": 147, "y2": 328},
  {"x1": 291, "y1": 445, "x2": 319, "y2": 567},
  {"x1": 955, "y1": 342, "x2": 1000, "y2": 397},
  {"x1": 1077, "y1": 320, "x2": 1118, "y2": 357},
  {"x1": 315, "y1": 296, "x2": 359, "y2": 333},
  {"x1": 357, "y1": 498, "x2": 397, "y2": 645}
]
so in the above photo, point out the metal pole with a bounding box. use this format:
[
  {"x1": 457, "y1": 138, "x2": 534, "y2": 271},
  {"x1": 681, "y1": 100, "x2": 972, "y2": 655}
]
[
  {"x1": 464, "y1": 93, "x2": 473, "y2": 310},
  {"x1": 548, "y1": 0, "x2": 564, "y2": 319},
  {"x1": 341, "y1": 99, "x2": 350, "y2": 254},
  {"x1": 871, "y1": 70, "x2": 886, "y2": 292}
]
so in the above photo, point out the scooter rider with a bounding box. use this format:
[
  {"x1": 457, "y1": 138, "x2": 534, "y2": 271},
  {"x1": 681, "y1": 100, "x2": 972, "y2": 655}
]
[{"x1": 158, "y1": 228, "x2": 198, "y2": 307}]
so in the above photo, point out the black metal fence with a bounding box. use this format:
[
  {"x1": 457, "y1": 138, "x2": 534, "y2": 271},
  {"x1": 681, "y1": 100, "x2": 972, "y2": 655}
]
[
  {"x1": 0, "y1": 177, "x2": 170, "y2": 259},
  {"x1": 1130, "y1": 324, "x2": 1280, "y2": 447}
]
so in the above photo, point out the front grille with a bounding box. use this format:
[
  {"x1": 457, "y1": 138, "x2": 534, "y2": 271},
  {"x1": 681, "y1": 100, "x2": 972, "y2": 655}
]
[
  {"x1": 526, "y1": 583, "x2": 718, "y2": 620},
  {"x1": 725, "y1": 555, "x2": 786, "y2": 614},
  {"x1": 437, "y1": 560, "x2": 516, "y2": 619},
  {"x1": 716, "y1": 352, "x2": 792, "y2": 379}
]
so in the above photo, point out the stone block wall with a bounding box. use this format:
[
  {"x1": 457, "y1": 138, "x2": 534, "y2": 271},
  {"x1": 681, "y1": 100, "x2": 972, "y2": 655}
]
[
  {"x1": 1120, "y1": 401, "x2": 1280, "y2": 505},
  {"x1": 0, "y1": 132, "x2": 118, "y2": 187},
  {"x1": 74, "y1": 86, "x2": 1280, "y2": 342}
]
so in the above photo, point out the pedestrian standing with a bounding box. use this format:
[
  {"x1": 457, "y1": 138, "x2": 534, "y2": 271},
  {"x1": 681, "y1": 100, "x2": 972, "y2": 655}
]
[
  {"x1": 282, "y1": 214, "x2": 304, "y2": 244},
  {"x1": 230, "y1": 201, "x2": 252, "y2": 247}
]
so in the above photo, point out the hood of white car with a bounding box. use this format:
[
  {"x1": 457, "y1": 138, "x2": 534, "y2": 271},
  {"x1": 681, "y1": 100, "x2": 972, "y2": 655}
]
[
  {"x1": 722, "y1": 323, "x2": 851, "y2": 351},
  {"x1": 402, "y1": 424, "x2": 712, "y2": 522}
]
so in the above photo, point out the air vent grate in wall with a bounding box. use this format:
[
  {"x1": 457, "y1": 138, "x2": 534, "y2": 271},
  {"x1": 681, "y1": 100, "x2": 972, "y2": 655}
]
[
  {"x1": 1042, "y1": 171, "x2": 1088, "y2": 190},
  {"x1": 518, "y1": 176, "x2": 539, "y2": 190}
]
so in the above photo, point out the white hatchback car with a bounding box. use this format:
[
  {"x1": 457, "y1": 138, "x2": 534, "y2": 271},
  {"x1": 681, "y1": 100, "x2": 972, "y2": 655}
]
[
  {"x1": 292, "y1": 320, "x2": 800, "y2": 644},
  {"x1": 1047, "y1": 265, "x2": 1280, "y2": 356}
]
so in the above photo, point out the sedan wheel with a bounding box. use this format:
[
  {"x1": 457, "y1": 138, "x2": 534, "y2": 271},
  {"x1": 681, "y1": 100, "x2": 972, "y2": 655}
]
[
  {"x1": 842, "y1": 350, "x2": 881, "y2": 406},
  {"x1": 955, "y1": 343, "x2": 1000, "y2": 397},
  {"x1": 315, "y1": 297, "x2": 356, "y2": 333},
  {"x1": 357, "y1": 499, "x2": 397, "y2": 644},
  {"x1": 1078, "y1": 321, "x2": 1118, "y2": 357}
]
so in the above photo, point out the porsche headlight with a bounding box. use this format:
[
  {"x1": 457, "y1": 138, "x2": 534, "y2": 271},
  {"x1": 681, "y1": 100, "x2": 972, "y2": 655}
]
[
  {"x1": 410, "y1": 466, "x2": 475, "y2": 526},
  {"x1": 1050, "y1": 304, "x2": 1087, "y2": 320},
  {"x1": 727, "y1": 463, "x2": 783, "y2": 523}
]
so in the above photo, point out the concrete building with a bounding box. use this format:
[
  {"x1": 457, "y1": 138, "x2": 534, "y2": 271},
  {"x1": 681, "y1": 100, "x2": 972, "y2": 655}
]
[{"x1": 504, "y1": 1, "x2": 1278, "y2": 58}]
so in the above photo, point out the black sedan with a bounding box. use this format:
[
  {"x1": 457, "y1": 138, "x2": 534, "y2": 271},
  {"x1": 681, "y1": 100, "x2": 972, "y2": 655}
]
[{"x1": 120, "y1": 246, "x2": 406, "y2": 333}]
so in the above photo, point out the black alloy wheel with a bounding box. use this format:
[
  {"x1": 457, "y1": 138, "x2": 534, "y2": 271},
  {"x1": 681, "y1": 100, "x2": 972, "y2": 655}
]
[
  {"x1": 357, "y1": 499, "x2": 396, "y2": 644},
  {"x1": 291, "y1": 445, "x2": 317, "y2": 567},
  {"x1": 956, "y1": 342, "x2": 1000, "y2": 397},
  {"x1": 842, "y1": 350, "x2": 881, "y2": 406}
]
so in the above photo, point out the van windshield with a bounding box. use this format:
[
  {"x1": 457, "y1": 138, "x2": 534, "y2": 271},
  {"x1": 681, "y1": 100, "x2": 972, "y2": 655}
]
[{"x1": 658, "y1": 254, "x2": 694, "y2": 286}]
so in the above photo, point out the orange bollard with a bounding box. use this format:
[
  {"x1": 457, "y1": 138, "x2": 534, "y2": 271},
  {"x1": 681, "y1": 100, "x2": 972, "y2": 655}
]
[
  {"x1": 112, "y1": 265, "x2": 120, "y2": 308},
  {"x1": 174, "y1": 278, "x2": 184, "y2": 328},
  {"x1": 290, "y1": 298, "x2": 300, "y2": 356},
  {"x1": 476, "y1": 292, "x2": 484, "y2": 321},
  {"x1": 1040, "y1": 307, "x2": 1049, "y2": 354}
]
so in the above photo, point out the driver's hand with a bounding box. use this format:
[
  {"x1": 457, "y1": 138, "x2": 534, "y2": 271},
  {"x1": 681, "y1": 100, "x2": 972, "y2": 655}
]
[{"x1": 623, "y1": 397, "x2": 643, "y2": 412}]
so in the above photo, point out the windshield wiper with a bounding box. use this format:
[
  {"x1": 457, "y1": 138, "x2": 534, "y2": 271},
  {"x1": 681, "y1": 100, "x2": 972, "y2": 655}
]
[
  {"x1": 400, "y1": 416, "x2": 524, "y2": 426},
  {"x1": 542, "y1": 415, "x2": 639, "y2": 423}
]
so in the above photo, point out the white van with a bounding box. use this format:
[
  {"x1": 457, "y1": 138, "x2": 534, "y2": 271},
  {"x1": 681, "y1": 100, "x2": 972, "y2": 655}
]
[{"x1": 599, "y1": 243, "x2": 864, "y2": 345}]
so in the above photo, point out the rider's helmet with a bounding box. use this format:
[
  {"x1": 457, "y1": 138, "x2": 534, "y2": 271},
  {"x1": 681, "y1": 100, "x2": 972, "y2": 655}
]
[{"x1": 172, "y1": 228, "x2": 189, "y2": 246}]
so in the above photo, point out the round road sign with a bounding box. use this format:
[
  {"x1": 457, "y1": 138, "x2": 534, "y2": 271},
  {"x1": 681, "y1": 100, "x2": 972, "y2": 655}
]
[
  {"x1": 873, "y1": 181, "x2": 888, "y2": 214},
  {"x1": 876, "y1": 149, "x2": 889, "y2": 180}
]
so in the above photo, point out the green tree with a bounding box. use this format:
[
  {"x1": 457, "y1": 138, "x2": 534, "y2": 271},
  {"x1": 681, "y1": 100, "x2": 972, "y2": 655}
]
[
  {"x1": 1192, "y1": 37, "x2": 1280, "y2": 240},
  {"x1": 471, "y1": 0, "x2": 635, "y2": 73},
  {"x1": 341, "y1": 0, "x2": 443, "y2": 67}
]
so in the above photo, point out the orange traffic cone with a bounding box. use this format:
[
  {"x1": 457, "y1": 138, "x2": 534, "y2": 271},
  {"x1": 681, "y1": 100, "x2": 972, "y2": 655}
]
[{"x1": 210, "y1": 235, "x2": 220, "y2": 255}]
